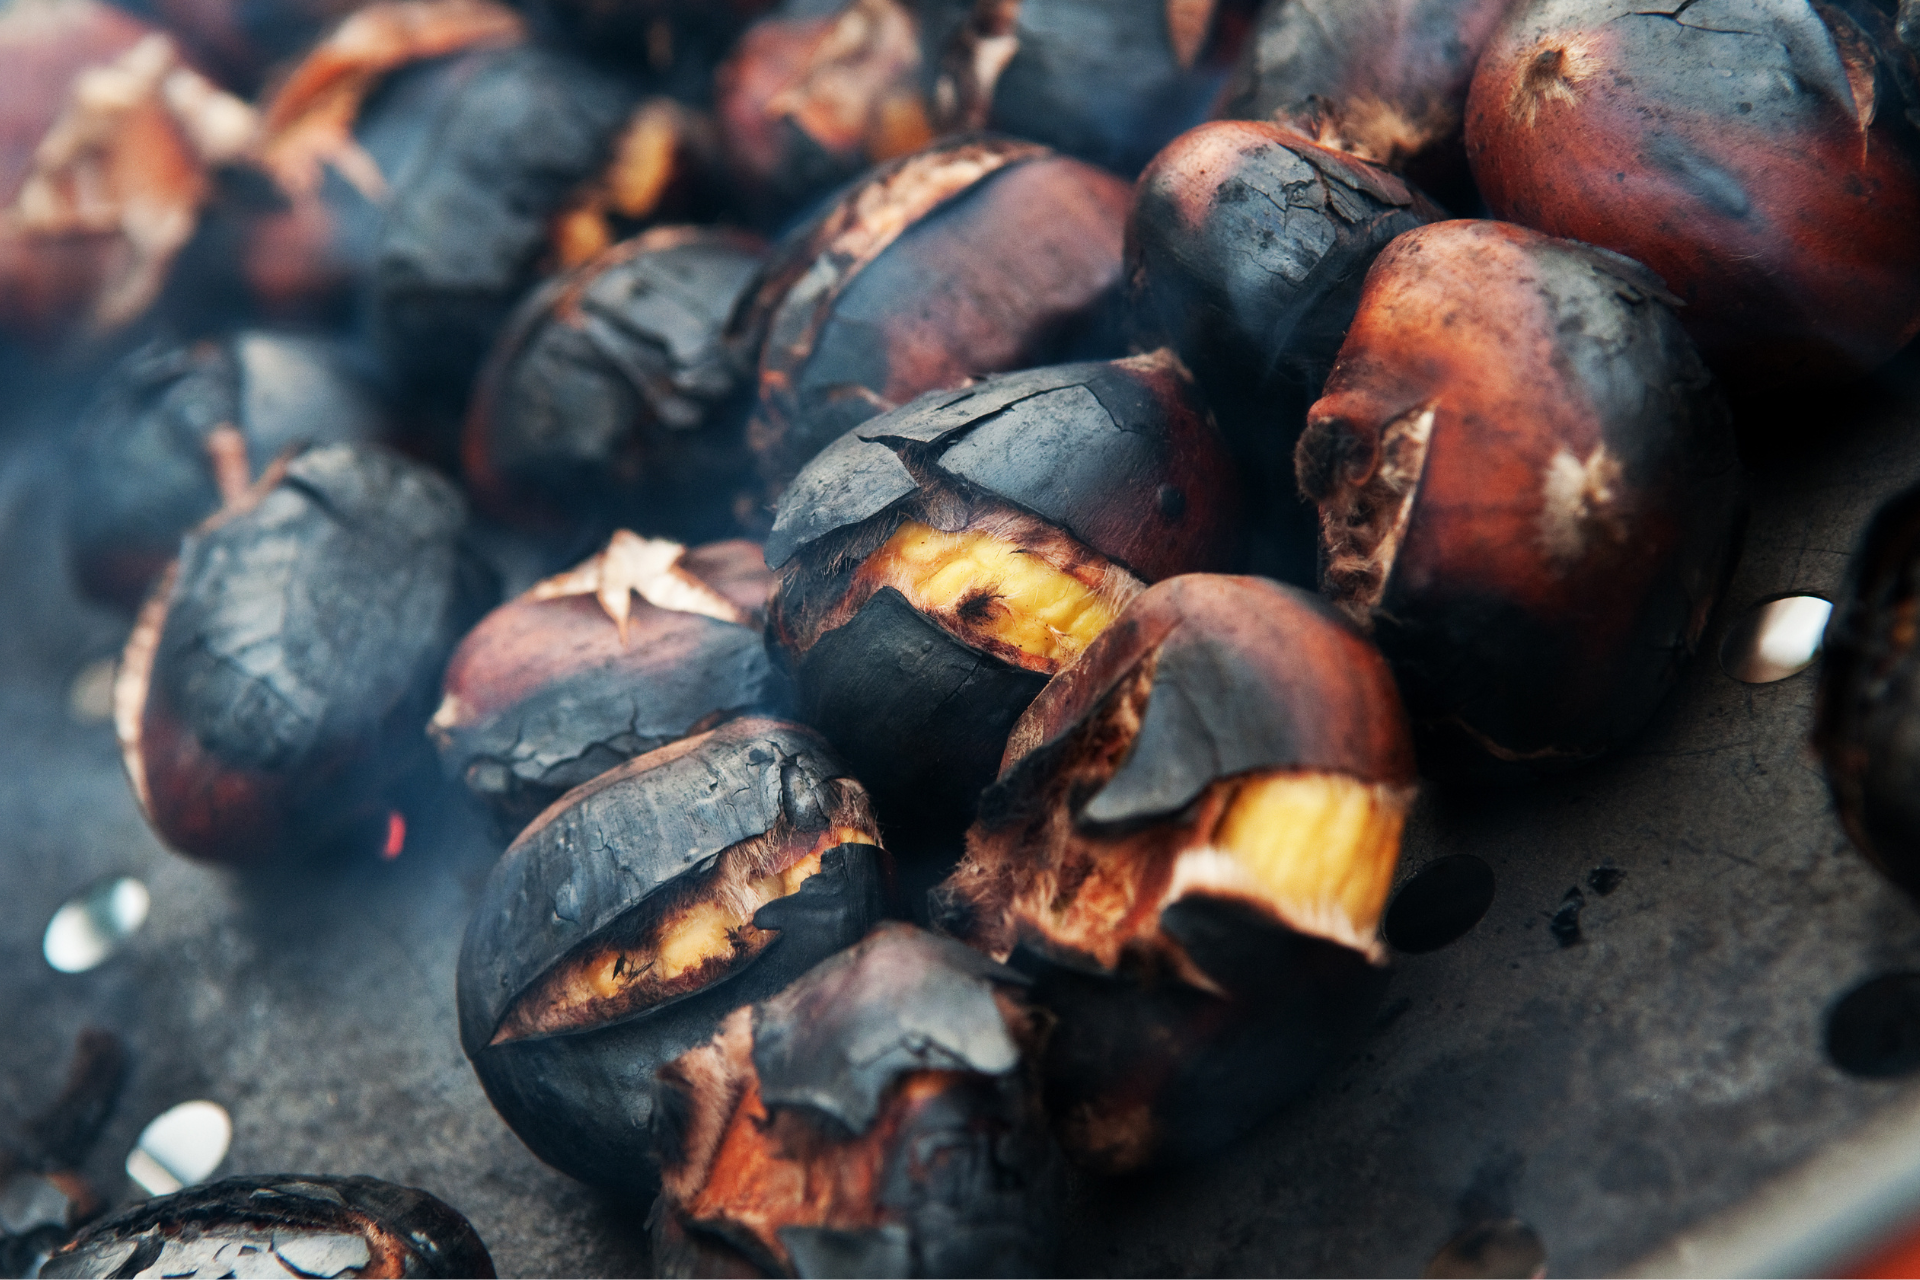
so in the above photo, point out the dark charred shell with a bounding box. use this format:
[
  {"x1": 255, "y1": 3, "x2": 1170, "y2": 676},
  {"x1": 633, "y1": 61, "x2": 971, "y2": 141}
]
[
  {"x1": 456, "y1": 718, "x2": 887, "y2": 1196},
  {"x1": 1465, "y1": 0, "x2": 1920, "y2": 385},
  {"x1": 1817, "y1": 483, "x2": 1920, "y2": 898},
  {"x1": 432, "y1": 539, "x2": 789, "y2": 831},
  {"x1": 766, "y1": 352, "x2": 1241, "y2": 828},
  {"x1": 66, "y1": 332, "x2": 389, "y2": 609},
  {"x1": 649, "y1": 922, "x2": 1062, "y2": 1278},
  {"x1": 371, "y1": 44, "x2": 643, "y2": 416},
  {"x1": 123, "y1": 443, "x2": 497, "y2": 865},
  {"x1": 39, "y1": 1174, "x2": 495, "y2": 1279},
  {"x1": 730, "y1": 135, "x2": 1133, "y2": 498},
  {"x1": 463, "y1": 226, "x2": 766, "y2": 547},
  {"x1": 516, "y1": 0, "x2": 776, "y2": 75},
  {"x1": 1296, "y1": 220, "x2": 1743, "y2": 777}
]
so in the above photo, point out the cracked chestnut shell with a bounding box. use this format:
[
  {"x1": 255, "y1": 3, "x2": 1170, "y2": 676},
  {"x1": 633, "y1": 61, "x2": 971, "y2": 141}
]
[
  {"x1": 463, "y1": 225, "x2": 766, "y2": 547},
  {"x1": 1465, "y1": 0, "x2": 1920, "y2": 385},
  {"x1": 1817, "y1": 482, "x2": 1920, "y2": 898},
  {"x1": 66, "y1": 331, "x2": 390, "y2": 610},
  {"x1": 765, "y1": 350, "x2": 1240, "y2": 829},
  {"x1": 1295, "y1": 220, "x2": 1743, "y2": 777},
  {"x1": 432, "y1": 532, "x2": 790, "y2": 833},
  {"x1": 39, "y1": 1174, "x2": 495, "y2": 1279},
  {"x1": 934, "y1": 573, "x2": 1410, "y2": 1172},
  {"x1": 457, "y1": 717, "x2": 889, "y2": 1197},
  {"x1": 730, "y1": 135, "x2": 1132, "y2": 497},
  {"x1": 115, "y1": 443, "x2": 498, "y2": 865},
  {"x1": 649, "y1": 922, "x2": 1061, "y2": 1279}
]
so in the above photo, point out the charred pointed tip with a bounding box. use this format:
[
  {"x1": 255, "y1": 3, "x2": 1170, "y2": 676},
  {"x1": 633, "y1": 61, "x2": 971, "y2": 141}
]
[{"x1": 1509, "y1": 43, "x2": 1590, "y2": 127}]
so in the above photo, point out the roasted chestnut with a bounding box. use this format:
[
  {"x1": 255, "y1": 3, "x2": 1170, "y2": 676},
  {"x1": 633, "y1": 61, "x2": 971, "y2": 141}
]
[
  {"x1": 114, "y1": 443, "x2": 497, "y2": 865},
  {"x1": 517, "y1": 0, "x2": 777, "y2": 74},
  {"x1": 543, "y1": 100, "x2": 728, "y2": 273},
  {"x1": 1295, "y1": 219, "x2": 1743, "y2": 777},
  {"x1": 456, "y1": 717, "x2": 888, "y2": 1197},
  {"x1": 650, "y1": 922, "x2": 1061, "y2": 1278},
  {"x1": 432, "y1": 532, "x2": 789, "y2": 832},
  {"x1": 101, "y1": 0, "x2": 358, "y2": 94},
  {"x1": 765, "y1": 350, "x2": 1240, "y2": 828},
  {"x1": 38, "y1": 1174, "x2": 496, "y2": 1279},
  {"x1": 933, "y1": 574, "x2": 1409, "y2": 1172},
  {"x1": 462, "y1": 225, "x2": 766, "y2": 546},
  {"x1": 66, "y1": 330, "x2": 390, "y2": 609},
  {"x1": 1465, "y1": 0, "x2": 1920, "y2": 385},
  {"x1": 731, "y1": 135, "x2": 1132, "y2": 497}
]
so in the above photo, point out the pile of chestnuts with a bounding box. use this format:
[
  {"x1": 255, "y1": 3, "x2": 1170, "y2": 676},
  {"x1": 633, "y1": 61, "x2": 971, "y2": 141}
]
[{"x1": 12, "y1": 0, "x2": 1918, "y2": 1269}]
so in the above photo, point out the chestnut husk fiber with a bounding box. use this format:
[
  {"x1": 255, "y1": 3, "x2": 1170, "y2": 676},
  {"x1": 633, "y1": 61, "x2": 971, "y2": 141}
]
[
  {"x1": 457, "y1": 718, "x2": 887, "y2": 1197},
  {"x1": 39, "y1": 1175, "x2": 496, "y2": 1278}
]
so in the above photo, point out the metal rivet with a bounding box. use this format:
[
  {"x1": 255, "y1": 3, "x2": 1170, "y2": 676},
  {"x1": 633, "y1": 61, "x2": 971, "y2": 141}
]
[
  {"x1": 126, "y1": 1101, "x2": 232, "y2": 1196},
  {"x1": 1720, "y1": 594, "x2": 1832, "y2": 683},
  {"x1": 44, "y1": 878, "x2": 149, "y2": 974}
]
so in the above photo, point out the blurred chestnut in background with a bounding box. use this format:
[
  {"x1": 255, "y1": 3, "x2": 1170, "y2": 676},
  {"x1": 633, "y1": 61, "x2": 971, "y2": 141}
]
[
  {"x1": 516, "y1": 0, "x2": 777, "y2": 78},
  {"x1": 651, "y1": 922, "x2": 1061, "y2": 1278},
  {"x1": 1465, "y1": 0, "x2": 1920, "y2": 385},
  {"x1": 115, "y1": 443, "x2": 497, "y2": 866},
  {"x1": 432, "y1": 532, "x2": 788, "y2": 833},
  {"x1": 457, "y1": 718, "x2": 887, "y2": 1197},
  {"x1": 1295, "y1": 220, "x2": 1742, "y2": 778},
  {"x1": 39, "y1": 1174, "x2": 496, "y2": 1278},
  {"x1": 935, "y1": 575, "x2": 1409, "y2": 1172},
  {"x1": 732, "y1": 135, "x2": 1132, "y2": 498},
  {"x1": 66, "y1": 330, "x2": 389, "y2": 609},
  {"x1": 463, "y1": 225, "x2": 765, "y2": 548},
  {"x1": 765, "y1": 350, "x2": 1239, "y2": 829},
  {"x1": 105, "y1": 0, "x2": 363, "y2": 94}
]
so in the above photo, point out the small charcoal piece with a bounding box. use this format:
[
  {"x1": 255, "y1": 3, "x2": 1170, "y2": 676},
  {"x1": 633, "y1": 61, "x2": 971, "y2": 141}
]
[
  {"x1": 650, "y1": 922, "x2": 1062, "y2": 1279},
  {"x1": 934, "y1": 574, "x2": 1411, "y2": 1172},
  {"x1": 730, "y1": 135, "x2": 1132, "y2": 498},
  {"x1": 457, "y1": 718, "x2": 888, "y2": 1197},
  {"x1": 765, "y1": 350, "x2": 1240, "y2": 830},
  {"x1": 114, "y1": 443, "x2": 498, "y2": 866},
  {"x1": 67, "y1": 331, "x2": 389, "y2": 609},
  {"x1": 1295, "y1": 220, "x2": 1743, "y2": 778},
  {"x1": 463, "y1": 225, "x2": 765, "y2": 547},
  {"x1": 38, "y1": 1174, "x2": 496, "y2": 1279},
  {"x1": 432, "y1": 532, "x2": 789, "y2": 833},
  {"x1": 1466, "y1": 0, "x2": 1920, "y2": 385}
]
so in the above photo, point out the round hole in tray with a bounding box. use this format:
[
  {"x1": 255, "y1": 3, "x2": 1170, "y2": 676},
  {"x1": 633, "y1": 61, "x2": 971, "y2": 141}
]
[
  {"x1": 1423, "y1": 1218, "x2": 1546, "y2": 1279},
  {"x1": 125, "y1": 1101, "x2": 231, "y2": 1197},
  {"x1": 43, "y1": 877, "x2": 150, "y2": 973},
  {"x1": 1827, "y1": 972, "x2": 1920, "y2": 1078},
  {"x1": 1720, "y1": 593, "x2": 1832, "y2": 683},
  {"x1": 1385, "y1": 854, "x2": 1496, "y2": 954}
]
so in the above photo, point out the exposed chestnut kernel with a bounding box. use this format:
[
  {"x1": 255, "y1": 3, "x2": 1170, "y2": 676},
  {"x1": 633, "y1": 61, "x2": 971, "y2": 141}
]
[
  {"x1": 1295, "y1": 220, "x2": 1743, "y2": 777},
  {"x1": 431, "y1": 532, "x2": 790, "y2": 833},
  {"x1": 543, "y1": 101, "x2": 728, "y2": 273},
  {"x1": 114, "y1": 443, "x2": 498, "y2": 866},
  {"x1": 462, "y1": 225, "x2": 766, "y2": 547},
  {"x1": 765, "y1": 350, "x2": 1239, "y2": 829},
  {"x1": 38, "y1": 1174, "x2": 496, "y2": 1279},
  {"x1": 66, "y1": 331, "x2": 390, "y2": 609},
  {"x1": 650, "y1": 922, "x2": 1061, "y2": 1278},
  {"x1": 1465, "y1": 0, "x2": 1920, "y2": 385},
  {"x1": 729, "y1": 135, "x2": 1132, "y2": 498},
  {"x1": 934, "y1": 573, "x2": 1411, "y2": 1172},
  {"x1": 456, "y1": 718, "x2": 888, "y2": 1196}
]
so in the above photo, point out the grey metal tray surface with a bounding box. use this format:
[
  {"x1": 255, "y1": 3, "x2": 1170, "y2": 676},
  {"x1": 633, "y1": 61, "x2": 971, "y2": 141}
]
[{"x1": 8, "y1": 356, "x2": 1920, "y2": 1277}]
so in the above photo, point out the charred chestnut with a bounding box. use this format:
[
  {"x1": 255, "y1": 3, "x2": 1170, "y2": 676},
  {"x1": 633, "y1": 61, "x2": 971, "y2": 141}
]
[
  {"x1": 432, "y1": 532, "x2": 789, "y2": 832},
  {"x1": 1295, "y1": 220, "x2": 1742, "y2": 777},
  {"x1": 650, "y1": 922, "x2": 1061, "y2": 1278},
  {"x1": 934, "y1": 574, "x2": 1410, "y2": 1172},
  {"x1": 463, "y1": 225, "x2": 765, "y2": 546},
  {"x1": 114, "y1": 443, "x2": 497, "y2": 865},
  {"x1": 38, "y1": 1174, "x2": 495, "y2": 1278},
  {"x1": 731, "y1": 135, "x2": 1132, "y2": 496},
  {"x1": 456, "y1": 717, "x2": 888, "y2": 1196},
  {"x1": 766, "y1": 350, "x2": 1240, "y2": 827},
  {"x1": 66, "y1": 331, "x2": 389, "y2": 609},
  {"x1": 1465, "y1": 0, "x2": 1920, "y2": 384},
  {"x1": 518, "y1": 0, "x2": 777, "y2": 74}
]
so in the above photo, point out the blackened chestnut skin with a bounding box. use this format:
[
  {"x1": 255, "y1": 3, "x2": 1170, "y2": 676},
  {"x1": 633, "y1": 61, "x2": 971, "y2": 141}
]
[
  {"x1": 39, "y1": 1174, "x2": 495, "y2": 1279},
  {"x1": 118, "y1": 443, "x2": 497, "y2": 865},
  {"x1": 456, "y1": 718, "x2": 888, "y2": 1198},
  {"x1": 1465, "y1": 0, "x2": 1920, "y2": 386},
  {"x1": 67, "y1": 332, "x2": 389, "y2": 609},
  {"x1": 1296, "y1": 220, "x2": 1743, "y2": 777}
]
